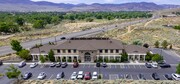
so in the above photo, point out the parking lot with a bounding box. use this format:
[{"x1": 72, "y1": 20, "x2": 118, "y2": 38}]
[{"x1": 0, "y1": 63, "x2": 177, "y2": 83}]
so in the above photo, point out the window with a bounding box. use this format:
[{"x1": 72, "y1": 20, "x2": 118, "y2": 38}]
[
  {"x1": 57, "y1": 49, "x2": 60, "y2": 53},
  {"x1": 105, "y1": 49, "x2": 108, "y2": 53},
  {"x1": 73, "y1": 49, "x2": 77, "y2": 53},
  {"x1": 116, "y1": 49, "x2": 119, "y2": 53},
  {"x1": 110, "y1": 49, "x2": 114, "y2": 53},
  {"x1": 99, "y1": 49, "x2": 102, "y2": 53},
  {"x1": 63, "y1": 50, "x2": 66, "y2": 53},
  {"x1": 68, "y1": 50, "x2": 71, "y2": 53}
]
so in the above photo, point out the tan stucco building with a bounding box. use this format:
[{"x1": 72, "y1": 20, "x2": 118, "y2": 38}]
[{"x1": 30, "y1": 38, "x2": 149, "y2": 62}]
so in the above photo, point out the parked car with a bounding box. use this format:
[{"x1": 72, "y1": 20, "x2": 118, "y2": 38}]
[
  {"x1": 0, "y1": 60, "x2": 3, "y2": 66},
  {"x1": 101, "y1": 62, "x2": 107, "y2": 67},
  {"x1": 70, "y1": 72, "x2": 77, "y2": 80},
  {"x1": 164, "y1": 74, "x2": 173, "y2": 80},
  {"x1": 138, "y1": 73, "x2": 146, "y2": 80},
  {"x1": 145, "y1": 63, "x2": 152, "y2": 68},
  {"x1": 152, "y1": 73, "x2": 160, "y2": 80},
  {"x1": 172, "y1": 73, "x2": 180, "y2": 80},
  {"x1": 18, "y1": 61, "x2": 26, "y2": 68},
  {"x1": 96, "y1": 62, "x2": 101, "y2": 67},
  {"x1": 77, "y1": 71, "x2": 84, "y2": 79},
  {"x1": 50, "y1": 62, "x2": 56, "y2": 67},
  {"x1": 30, "y1": 63, "x2": 38, "y2": 68},
  {"x1": 37, "y1": 72, "x2": 46, "y2": 80},
  {"x1": 151, "y1": 62, "x2": 158, "y2": 68},
  {"x1": 23, "y1": 72, "x2": 32, "y2": 80},
  {"x1": 56, "y1": 72, "x2": 65, "y2": 79},
  {"x1": 84, "y1": 72, "x2": 91, "y2": 80},
  {"x1": 160, "y1": 64, "x2": 171, "y2": 68},
  {"x1": 73, "y1": 62, "x2": 79, "y2": 68},
  {"x1": 61, "y1": 62, "x2": 68, "y2": 68},
  {"x1": 61, "y1": 37, "x2": 66, "y2": 40},
  {"x1": 92, "y1": 72, "x2": 98, "y2": 80},
  {"x1": 56, "y1": 62, "x2": 61, "y2": 67}
]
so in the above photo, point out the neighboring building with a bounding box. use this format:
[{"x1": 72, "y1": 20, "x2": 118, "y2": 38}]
[{"x1": 30, "y1": 37, "x2": 149, "y2": 62}]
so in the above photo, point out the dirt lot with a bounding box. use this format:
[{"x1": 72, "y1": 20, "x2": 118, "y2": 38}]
[{"x1": 96, "y1": 17, "x2": 180, "y2": 51}]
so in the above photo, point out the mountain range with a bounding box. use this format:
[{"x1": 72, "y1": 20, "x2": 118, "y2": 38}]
[{"x1": 0, "y1": 0, "x2": 180, "y2": 12}]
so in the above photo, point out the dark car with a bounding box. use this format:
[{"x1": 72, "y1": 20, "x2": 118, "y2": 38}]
[
  {"x1": 101, "y1": 62, "x2": 107, "y2": 68},
  {"x1": 56, "y1": 72, "x2": 65, "y2": 79},
  {"x1": 18, "y1": 61, "x2": 26, "y2": 68},
  {"x1": 61, "y1": 37, "x2": 66, "y2": 40},
  {"x1": 96, "y1": 62, "x2": 101, "y2": 67},
  {"x1": 152, "y1": 73, "x2": 160, "y2": 80},
  {"x1": 0, "y1": 60, "x2": 3, "y2": 66},
  {"x1": 56, "y1": 62, "x2": 61, "y2": 67},
  {"x1": 138, "y1": 73, "x2": 146, "y2": 80},
  {"x1": 160, "y1": 64, "x2": 171, "y2": 68},
  {"x1": 73, "y1": 62, "x2": 79, "y2": 68},
  {"x1": 50, "y1": 63, "x2": 56, "y2": 67},
  {"x1": 23, "y1": 72, "x2": 32, "y2": 80},
  {"x1": 164, "y1": 74, "x2": 173, "y2": 80},
  {"x1": 61, "y1": 62, "x2": 68, "y2": 68},
  {"x1": 145, "y1": 63, "x2": 152, "y2": 68}
]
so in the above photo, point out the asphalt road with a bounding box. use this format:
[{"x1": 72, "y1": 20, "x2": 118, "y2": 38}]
[
  {"x1": 0, "y1": 63, "x2": 177, "y2": 84},
  {"x1": 0, "y1": 17, "x2": 158, "y2": 56}
]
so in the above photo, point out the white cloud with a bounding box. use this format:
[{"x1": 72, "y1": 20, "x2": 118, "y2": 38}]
[{"x1": 104, "y1": 0, "x2": 115, "y2": 3}]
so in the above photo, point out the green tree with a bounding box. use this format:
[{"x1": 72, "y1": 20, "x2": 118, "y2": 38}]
[
  {"x1": 86, "y1": 17, "x2": 94, "y2": 22},
  {"x1": 161, "y1": 40, "x2": 168, "y2": 49},
  {"x1": 10, "y1": 40, "x2": 23, "y2": 52},
  {"x1": 145, "y1": 52, "x2": 153, "y2": 61},
  {"x1": 169, "y1": 44, "x2": 173, "y2": 49},
  {"x1": 18, "y1": 49, "x2": 31, "y2": 60},
  {"x1": 133, "y1": 40, "x2": 142, "y2": 45},
  {"x1": 15, "y1": 17, "x2": 25, "y2": 26},
  {"x1": 6, "y1": 64, "x2": 21, "y2": 83},
  {"x1": 176, "y1": 63, "x2": 180, "y2": 74},
  {"x1": 152, "y1": 54, "x2": 163, "y2": 62},
  {"x1": 33, "y1": 20, "x2": 45, "y2": 29},
  {"x1": 48, "y1": 49, "x2": 55, "y2": 62},
  {"x1": 121, "y1": 52, "x2": 128, "y2": 62},
  {"x1": 40, "y1": 55, "x2": 46, "y2": 63},
  {"x1": 154, "y1": 41, "x2": 160, "y2": 48},
  {"x1": 174, "y1": 25, "x2": 180, "y2": 30}
]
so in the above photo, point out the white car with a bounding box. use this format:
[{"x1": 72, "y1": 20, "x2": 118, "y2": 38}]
[
  {"x1": 151, "y1": 62, "x2": 158, "y2": 68},
  {"x1": 172, "y1": 73, "x2": 180, "y2": 80},
  {"x1": 70, "y1": 72, "x2": 77, "y2": 80},
  {"x1": 77, "y1": 71, "x2": 84, "y2": 79},
  {"x1": 92, "y1": 72, "x2": 98, "y2": 80},
  {"x1": 30, "y1": 63, "x2": 38, "y2": 68},
  {"x1": 37, "y1": 72, "x2": 46, "y2": 80}
]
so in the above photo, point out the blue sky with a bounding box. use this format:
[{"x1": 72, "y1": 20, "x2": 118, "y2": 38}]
[{"x1": 31, "y1": 0, "x2": 180, "y2": 5}]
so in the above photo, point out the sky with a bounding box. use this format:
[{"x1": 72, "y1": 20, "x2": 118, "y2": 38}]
[{"x1": 31, "y1": 0, "x2": 180, "y2": 5}]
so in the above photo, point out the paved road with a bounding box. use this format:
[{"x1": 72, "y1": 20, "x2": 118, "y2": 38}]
[
  {"x1": 0, "y1": 63, "x2": 177, "y2": 84},
  {"x1": 151, "y1": 48, "x2": 180, "y2": 64},
  {"x1": 0, "y1": 17, "x2": 158, "y2": 56}
]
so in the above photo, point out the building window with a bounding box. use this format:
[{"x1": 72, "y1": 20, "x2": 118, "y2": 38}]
[
  {"x1": 105, "y1": 49, "x2": 108, "y2": 53},
  {"x1": 63, "y1": 50, "x2": 66, "y2": 53},
  {"x1": 73, "y1": 49, "x2": 77, "y2": 53},
  {"x1": 116, "y1": 49, "x2": 119, "y2": 53},
  {"x1": 110, "y1": 49, "x2": 114, "y2": 53},
  {"x1": 99, "y1": 49, "x2": 102, "y2": 53},
  {"x1": 68, "y1": 50, "x2": 71, "y2": 53},
  {"x1": 57, "y1": 49, "x2": 60, "y2": 53}
]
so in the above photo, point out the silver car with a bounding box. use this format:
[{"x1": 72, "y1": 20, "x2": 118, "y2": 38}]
[{"x1": 37, "y1": 72, "x2": 46, "y2": 80}]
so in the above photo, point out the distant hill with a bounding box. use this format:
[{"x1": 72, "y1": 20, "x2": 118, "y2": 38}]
[{"x1": 0, "y1": 0, "x2": 179, "y2": 12}]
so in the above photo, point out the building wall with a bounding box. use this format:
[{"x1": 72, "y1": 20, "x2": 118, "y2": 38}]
[{"x1": 79, "y1": 50, "x2": 97, "y2": 62}]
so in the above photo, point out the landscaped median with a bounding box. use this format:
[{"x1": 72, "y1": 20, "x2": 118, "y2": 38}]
[{"x1": 16, "y1": 79, "x2": 179, "y2": 84}]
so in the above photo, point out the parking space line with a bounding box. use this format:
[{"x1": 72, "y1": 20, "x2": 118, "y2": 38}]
[
  {"x1": 137, "y1": 75, "x2": 140, "y2": 80},
  {"x1": 88, "y1": 64, "x2": 90, "y2": 68},
  {"x1": 115, "y1": 65, "x2": 117, "y2": 68},
  {"x1": 130, "y1": 75, "x2": 133, "y2": 79},
  {"x1": 133, "y1": 65, "x2": 136, "y2": 68},
  {"x1": 40, "y1": 65, "x2": 44, "y2": 68},
  {"x1": 49, "y1": 74, "x2": 53, "y2": 79},
  {"x1": 83, "y1": 64, "x2": 85, "y2": 68},
  {"x1": 139, "y1": 65, "x2": 141, "y2": 69}
]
